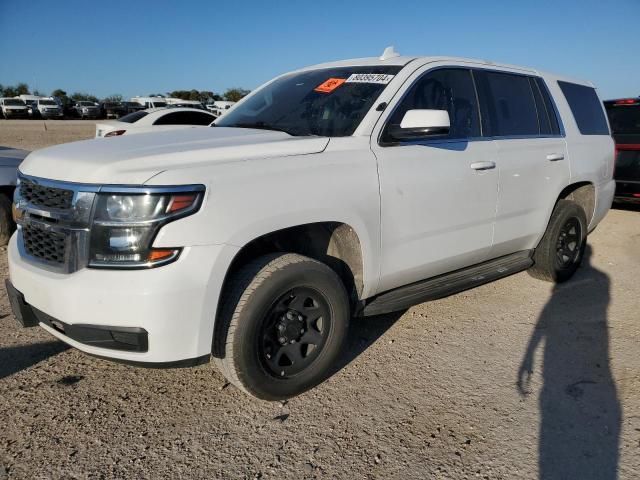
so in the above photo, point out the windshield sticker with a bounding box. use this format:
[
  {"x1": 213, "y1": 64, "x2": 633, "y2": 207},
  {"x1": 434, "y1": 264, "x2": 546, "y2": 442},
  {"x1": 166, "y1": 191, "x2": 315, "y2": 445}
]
[
  {"x1": 345, "y1": 73, "x2": 395, "y2": 84},
  {"x1": 314, "y1": 78, "x2": 346, "y2": 94}
]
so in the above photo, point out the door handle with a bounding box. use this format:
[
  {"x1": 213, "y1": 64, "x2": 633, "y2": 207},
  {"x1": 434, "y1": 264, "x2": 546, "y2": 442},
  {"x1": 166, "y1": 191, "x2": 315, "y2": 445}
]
[
  {"x1": 546, "y1": 153, "x2": 565, "y2": 162},
  {"x1": 470, "y1": 161, "x2": 496, "y2": 171}
]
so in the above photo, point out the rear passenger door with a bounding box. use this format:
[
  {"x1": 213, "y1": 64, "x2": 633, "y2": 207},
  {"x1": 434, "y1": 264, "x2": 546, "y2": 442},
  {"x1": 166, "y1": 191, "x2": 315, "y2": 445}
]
[{"x1": 475, "y1": 71, "x2": 570, "y2": 257}]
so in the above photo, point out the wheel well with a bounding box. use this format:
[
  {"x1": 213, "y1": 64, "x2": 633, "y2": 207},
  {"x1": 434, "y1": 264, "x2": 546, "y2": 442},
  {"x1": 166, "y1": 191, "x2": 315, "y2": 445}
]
[
  {"x1": 558, "y1": 182, "x2": 595, "y2": 224},
  {"x1": 223, "y1": 222, "x2": 364, "y2": 306}
]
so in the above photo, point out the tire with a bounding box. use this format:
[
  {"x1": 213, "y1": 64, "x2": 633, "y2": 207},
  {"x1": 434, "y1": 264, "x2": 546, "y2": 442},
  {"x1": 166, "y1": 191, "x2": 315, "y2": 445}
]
[
  {"x1": 528, "y1": 199, "x2": 587, "y2": 283},
  {"x1": 213, "y1": 253, "x2": 350, "y2": 400},
  {"x1": 0, "y1": 193, "x2": 14, "y2": 246}
]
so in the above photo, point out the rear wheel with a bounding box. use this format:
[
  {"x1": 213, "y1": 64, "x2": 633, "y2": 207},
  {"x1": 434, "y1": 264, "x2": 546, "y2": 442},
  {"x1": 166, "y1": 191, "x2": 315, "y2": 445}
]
[
  {"x1": 213, "y1": 253, "x2": 350, "y2": 400},
  {"x1": 528, "y1": 199, "x2": 587, "y2": 283}
]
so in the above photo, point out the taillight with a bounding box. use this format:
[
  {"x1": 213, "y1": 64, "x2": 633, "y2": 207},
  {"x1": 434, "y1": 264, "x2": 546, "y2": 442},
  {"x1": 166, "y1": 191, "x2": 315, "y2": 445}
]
[
  {"x1": 614, "y1": 99, "x2": 638, "y2": 105},
  {"x1": 104, "y1": 130, "x2": 126, "y2": 137}
]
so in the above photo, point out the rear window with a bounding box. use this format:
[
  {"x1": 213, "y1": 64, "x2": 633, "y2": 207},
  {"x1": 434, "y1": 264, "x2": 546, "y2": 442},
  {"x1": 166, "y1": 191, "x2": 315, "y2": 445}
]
[
  {"x1": 153, "y1": 111, "x2": 214, "y2": 126},
  {"x1": 557, "y1": 81, "x2": 609, "y2": 135},
  {"x1": 118, "y1": 111, "x2": 148, "y2": 123},
  {"x1": 605, "y1": 104, "x2": 640, "y2": 135}
]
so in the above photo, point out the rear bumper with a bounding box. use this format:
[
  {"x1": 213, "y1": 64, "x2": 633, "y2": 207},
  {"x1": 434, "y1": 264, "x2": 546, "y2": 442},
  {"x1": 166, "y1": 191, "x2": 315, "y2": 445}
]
[
  {"x1": 614, "y1": 180, "x2": 640, "y2": 203},
  {"x1": 7, "y1": 234, "x2": 240, "y2": 365}
]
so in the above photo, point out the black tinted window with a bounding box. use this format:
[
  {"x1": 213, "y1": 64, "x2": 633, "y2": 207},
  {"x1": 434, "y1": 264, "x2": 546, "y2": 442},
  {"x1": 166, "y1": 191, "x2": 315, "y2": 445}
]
[
  {"x1": 118, "y1": 111, "x2": 148, "y2": 123},
  {"x1": 558, "y1": 81, "x2": 609, "y2": 135},
  {"x1": 384, "y1": 68, "x2": 480, "y2": 140},
  {"x1": 154, "y1": 111, "x2": 214, "y2": 125},
  {"x1": 476, "y1": 71, "x2": 539, "y2": 136},
  {"x1": 535, "y1": 78, "x2": 561, "y2": 135},
  {"x1": 529, "y1": 78, "x2": 552, "y2": 135},
  {"x1": 604, "y1": 104, "x2": 640, "y2": 135}
]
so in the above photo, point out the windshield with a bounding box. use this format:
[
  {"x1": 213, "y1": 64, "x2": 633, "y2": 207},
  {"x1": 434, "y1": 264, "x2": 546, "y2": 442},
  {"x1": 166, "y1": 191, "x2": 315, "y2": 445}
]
[
  {"x1": 40, "y1": 100, "x2": 57, "y2": 106},
  {"x1": 605, "y1": 104, "x2": 640, "y2": 135},
  {"x1": 153, "y1": 102, "x2": 167, "y2": 108},
  {"x1": 79, "y1": 101, "x2": 94, "y2": 106},
  {"x1": 216, "y1": 66, "x2": 401, "y2": 137},
  {"x1": 4, "y1": 99, "x2": 25, "y2": 106},
  {"x1": 118, "y1": 111, "x2": 148, "y2": 123}
]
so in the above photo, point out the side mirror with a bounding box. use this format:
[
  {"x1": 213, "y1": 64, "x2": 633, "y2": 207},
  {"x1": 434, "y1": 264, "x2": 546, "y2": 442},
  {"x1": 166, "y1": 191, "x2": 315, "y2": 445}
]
[{"x1": 386, "y1": 109, "x2": 450, "y2": 141}]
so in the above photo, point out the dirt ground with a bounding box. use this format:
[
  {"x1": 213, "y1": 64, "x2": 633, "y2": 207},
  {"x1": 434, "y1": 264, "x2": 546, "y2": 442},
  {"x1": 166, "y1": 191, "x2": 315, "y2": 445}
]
[{"x1": 0, "y1": 120, "x2": 639, "y2": 479}]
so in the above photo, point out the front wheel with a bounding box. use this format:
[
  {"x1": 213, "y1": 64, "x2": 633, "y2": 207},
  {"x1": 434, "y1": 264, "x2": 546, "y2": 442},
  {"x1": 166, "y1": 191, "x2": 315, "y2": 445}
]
[
  {"x1": 213, "y1": 253, "x2": 350, "y2": 400},
  {"x1": 528, "y1": 199, "x2": 587, "y2": 283}
]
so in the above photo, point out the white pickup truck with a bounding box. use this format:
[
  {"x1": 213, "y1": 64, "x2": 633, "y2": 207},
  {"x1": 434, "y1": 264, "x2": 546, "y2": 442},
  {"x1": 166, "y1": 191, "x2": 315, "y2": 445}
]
[{"x1": 7, "y1": 49, "x2": 615, "y2": 400}]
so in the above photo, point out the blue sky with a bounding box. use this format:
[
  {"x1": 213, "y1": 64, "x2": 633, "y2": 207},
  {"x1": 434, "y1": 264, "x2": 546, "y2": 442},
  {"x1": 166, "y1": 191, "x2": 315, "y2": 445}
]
[{"x1": 0, "y1": 0, "x2": 638, "y2": 100}]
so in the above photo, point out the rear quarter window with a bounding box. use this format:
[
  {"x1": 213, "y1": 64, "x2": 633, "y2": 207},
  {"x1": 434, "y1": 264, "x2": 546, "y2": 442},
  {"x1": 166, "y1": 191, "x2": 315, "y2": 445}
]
[{"x1": 558, "y1": 81, "x2": 609, "y2": 135}]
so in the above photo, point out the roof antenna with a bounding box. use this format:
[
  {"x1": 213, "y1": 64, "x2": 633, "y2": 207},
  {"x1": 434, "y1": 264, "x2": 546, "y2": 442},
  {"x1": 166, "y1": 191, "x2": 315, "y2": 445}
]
[{"x1": 379, "y1": 46, "x2": 400, "y2": 61}]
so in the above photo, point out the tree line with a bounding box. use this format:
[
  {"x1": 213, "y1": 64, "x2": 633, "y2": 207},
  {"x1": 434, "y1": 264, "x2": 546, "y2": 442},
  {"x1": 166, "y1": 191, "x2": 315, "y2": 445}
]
[{"x1": 0, "y1": 83, "x2": 250, "y2": 104}]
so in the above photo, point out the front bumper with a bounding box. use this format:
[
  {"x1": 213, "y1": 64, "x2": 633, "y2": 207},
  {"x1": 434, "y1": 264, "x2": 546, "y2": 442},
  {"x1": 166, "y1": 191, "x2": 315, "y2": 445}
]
[
  {"x1": 40, "y1": 112, "x2": 64, "y2": 119},
  {"x1": 8, "y1": 234, "x2": 239, "y2": 365},
  {"x1": 4, "y1": 110, "x2": 29, "y2": 118},
  {"x1": 6, "y1": 279, "x2": 148, "y2": 352}
]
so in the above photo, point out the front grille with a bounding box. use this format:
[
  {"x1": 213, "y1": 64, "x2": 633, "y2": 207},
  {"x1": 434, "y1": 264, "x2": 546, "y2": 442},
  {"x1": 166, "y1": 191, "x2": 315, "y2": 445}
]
[
  {"x1": 20, "y1": 180, "x2": 73, "y2": 210},
  {"x1": 22, "y1": 225, "x2": 66, "y2": 264}
]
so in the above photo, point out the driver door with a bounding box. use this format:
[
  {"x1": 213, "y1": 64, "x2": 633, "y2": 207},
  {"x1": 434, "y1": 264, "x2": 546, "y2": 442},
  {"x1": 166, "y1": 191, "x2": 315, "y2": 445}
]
[{"x1": 371, "y1": 67, "x2": 499, "y2": 293}]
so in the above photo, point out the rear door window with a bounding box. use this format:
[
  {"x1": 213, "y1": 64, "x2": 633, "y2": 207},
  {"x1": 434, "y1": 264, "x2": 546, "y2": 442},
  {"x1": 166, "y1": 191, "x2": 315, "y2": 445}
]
[
  {"x1": 475, "y1": 71, "x2": 539, "y2": 137},
  {"x1": 535, "y1": 78, "x2": 561, "y2": 135},
  {"x1": 557, "y1": 81, "x2": 609, "y2": 135}
]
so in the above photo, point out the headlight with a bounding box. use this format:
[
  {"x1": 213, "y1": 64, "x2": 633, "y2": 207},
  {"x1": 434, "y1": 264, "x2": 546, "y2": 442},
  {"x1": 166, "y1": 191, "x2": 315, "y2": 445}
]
[{"x1": 88, "y1": 188, "x2": 204, "y2": 268}]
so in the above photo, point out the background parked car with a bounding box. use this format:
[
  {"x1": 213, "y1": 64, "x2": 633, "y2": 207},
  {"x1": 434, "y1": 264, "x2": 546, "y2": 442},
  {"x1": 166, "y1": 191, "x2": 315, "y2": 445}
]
[
  {"x1": 73, "y1": 101, "x2": 100, "y2": 119},
  {"x1": 32, "y1": 98, "x2": 64, "y2": 119},
  {"x1": 131, "y1": 96, "x2": 168, "y2": 109},
  {"x1": 95, "y1": 107, "x2": 216, "y2": 137},
  {"x1": 122, "y1": 101, "x2": 146, "y2": 114},
  {"x1": 165, "y1": 98, "x2": 206, "y2": 109},
  {"x1": 99, "y1": 101, "x2": 126, "y2": 119},
  {"x1": 0, "y1": 98, "x2": 29, "y2": 119},
  {"x1": 604, "y1": 97, "x2": 640, "y2": 204},
  {"x1": 206, "y1": 100, "x2": 235, "y2": 118}
]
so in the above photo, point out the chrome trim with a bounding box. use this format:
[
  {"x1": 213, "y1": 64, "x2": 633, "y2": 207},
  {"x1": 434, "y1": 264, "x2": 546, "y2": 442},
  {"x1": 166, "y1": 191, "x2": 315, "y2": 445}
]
[{"x1": 17, "y1": 173, "x2": 205, "y2": 194}]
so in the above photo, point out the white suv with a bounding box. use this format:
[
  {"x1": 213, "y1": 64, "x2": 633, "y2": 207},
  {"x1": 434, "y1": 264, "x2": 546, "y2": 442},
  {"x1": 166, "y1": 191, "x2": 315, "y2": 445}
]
[{"x1": 7, "y1": 50, "x2": 615, "y2": 400}]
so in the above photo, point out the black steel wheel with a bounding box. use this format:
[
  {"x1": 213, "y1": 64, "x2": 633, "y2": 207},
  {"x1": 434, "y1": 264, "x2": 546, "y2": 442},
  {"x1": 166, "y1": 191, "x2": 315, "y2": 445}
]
[
  {"x1": 554, "y1": 217, "x2": 582, "y2": 269},
  {"x1": 529, "y1": 199, "x2": 587, "y2": 283},
  {"x1": 213, "y1": 253, "x2": 350, "y2": 400},
  {"x1": 259, "y1": 287, "x2": 332, "y2": 378}
]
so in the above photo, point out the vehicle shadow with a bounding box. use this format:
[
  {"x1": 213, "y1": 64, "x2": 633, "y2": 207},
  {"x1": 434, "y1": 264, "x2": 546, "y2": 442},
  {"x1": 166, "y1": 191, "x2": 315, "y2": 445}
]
[
  {"x1": 0, "y1": 340, "x2": 69, "y2": 380},
  {"x1": 330, "y1": 309, "x2": 406, "y2": 377},
  {"x1": 517, "y1": 246, "x2": 621, "y2": 479}
]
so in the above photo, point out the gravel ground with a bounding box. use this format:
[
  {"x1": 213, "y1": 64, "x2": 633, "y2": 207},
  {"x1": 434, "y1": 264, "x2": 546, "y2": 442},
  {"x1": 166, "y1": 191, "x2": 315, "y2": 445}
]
[{"x1": 0, "y1": 121, "x2": 639, "y2": 479}]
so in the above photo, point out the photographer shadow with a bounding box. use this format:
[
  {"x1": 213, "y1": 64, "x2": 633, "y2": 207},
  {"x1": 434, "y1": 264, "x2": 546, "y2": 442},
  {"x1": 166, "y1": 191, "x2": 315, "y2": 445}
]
[{"x1": 518, "y1": 246, "x2": 621, "y2": 479}]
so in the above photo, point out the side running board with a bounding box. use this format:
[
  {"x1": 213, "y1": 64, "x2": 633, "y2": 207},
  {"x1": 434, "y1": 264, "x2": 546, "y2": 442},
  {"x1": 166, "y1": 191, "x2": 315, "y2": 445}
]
[{"x1": 362, "y1": 250, "x2": 534, "y2": 317}]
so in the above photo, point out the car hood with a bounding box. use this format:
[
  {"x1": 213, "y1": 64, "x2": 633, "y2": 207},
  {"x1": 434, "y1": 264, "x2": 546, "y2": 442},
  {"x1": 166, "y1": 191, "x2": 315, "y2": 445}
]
[{"x1": 19, "y1": 127, "x2": 330, "y2": 184}]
